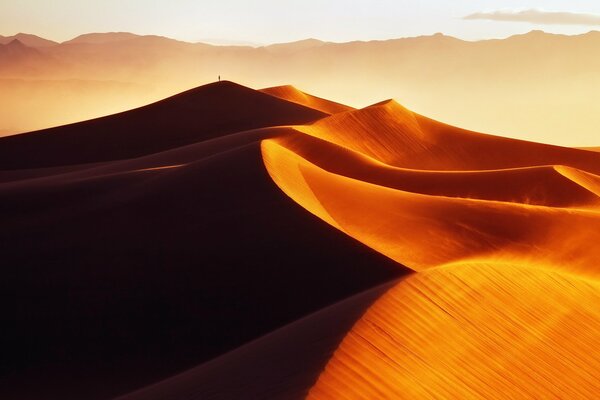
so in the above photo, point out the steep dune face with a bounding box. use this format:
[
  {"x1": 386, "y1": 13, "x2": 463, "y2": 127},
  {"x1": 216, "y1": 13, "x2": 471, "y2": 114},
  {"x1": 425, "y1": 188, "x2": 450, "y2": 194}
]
[
  {"x1": 1, "y1": 138, "x2": 404, "y2": 400},
  {"x1": 554, "y1": 165, "x2": 600, "y2": 198},
  {"x1": 296, "y1": 100, "x2": 600, "y2": 173},
  {"x1": 261, "y1": 85, "x2": 354, "y2": 115},
  {"x1": 308, "y1": 263, "x2": 600, "y2": 400},
  {"x1": 262, "y1": 98, "x2": 600, "y2": 274},
  {"x1": 270, "y1": 132, "x2": 600, "y2": 208},
  {"x1": 262, "y1": 140, "x2": 600, "y2": 274}
]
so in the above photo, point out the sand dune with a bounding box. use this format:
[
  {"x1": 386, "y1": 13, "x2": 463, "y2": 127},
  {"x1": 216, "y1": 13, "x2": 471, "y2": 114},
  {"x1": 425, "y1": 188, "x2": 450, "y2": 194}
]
[
  {"x1": 308, "y1": 263, "x2": 600, "y2": 399},
  {"x1": 263, "y1": 140, "x2": 600, "y2": 274},
  {"x1": 0, "y1": 81, "x2": 325, "y2": 169},
  {"x1": 0, "y1": 82, "x2": 403, "y2": 399},
  {"x1": 116, "y1": 281, "x2": 398, "y2": 400},
  {"x1": 258, "y1": 87, "x2": 600, "y2": 399},
  {"x1": 296, "y1": 100, "x2": 600, "y2": 173},
  {"x1": 2, "y1": 81, "x2": 599, "y2": 399},
  {"x1": 269, "y1": 131, "x2": 600, "y2": 208},
  {"x1": 261, "y1": 85, "x2": 354, "y2": 115}
]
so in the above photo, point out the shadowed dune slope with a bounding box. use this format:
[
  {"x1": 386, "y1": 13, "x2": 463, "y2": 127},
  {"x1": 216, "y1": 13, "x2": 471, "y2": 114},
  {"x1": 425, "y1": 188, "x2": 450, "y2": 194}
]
[
  {"x1": 261, "y1": 85, "x2": 354, "y2": 115},
  {"x1": 256, "y1": 90, "x2": 600, "y2": 399},
  {"x1": 0, "y1": 81, "x2": 327, "y2": 170},
  {"x1": 308, "y1": 263, "x2": 600, "y2": 399},
  {"x1": 0, "y1": 82, "x2": 407, "y2": 400},
  {"x1": 116, "y1": 281, "x2": 398, "y2": 400},
  {"x1": 0, "y1": 136, "x2": 405, "y2": 400},
  {"x1": 0, "y1": 126, "x2": 289, "y2": 184},
  {"x1": 297, "y1": 100, "x2": 600, "y2": 174}
]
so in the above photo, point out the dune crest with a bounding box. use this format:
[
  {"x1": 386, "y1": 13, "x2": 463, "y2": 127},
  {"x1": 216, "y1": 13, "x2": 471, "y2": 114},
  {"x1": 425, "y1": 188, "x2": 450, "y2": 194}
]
[
  {"x1": 259, "y1": 86, "x2": 600, "y2": 398},
  {"x1": 295, "y1": 100, "x2": 600, "y2": 173},
  {"x1": 0, "y1": 81, "x2": 326, "y2": 169},
  {"x1": 261, "y1": 85, "x2": 354, "y2": 115},
  {"x1": 269, "y1": 131, "x2": 600, "y2": 208}
]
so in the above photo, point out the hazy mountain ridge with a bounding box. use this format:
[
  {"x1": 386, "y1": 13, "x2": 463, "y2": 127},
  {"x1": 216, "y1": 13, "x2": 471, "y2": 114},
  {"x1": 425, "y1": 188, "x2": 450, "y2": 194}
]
[
  {"x1": 1, "y1": 30, "x2": 599, "y2": 145},
  {"x1": 0, "y1": 33, "x2": 58, "y2": 47}
]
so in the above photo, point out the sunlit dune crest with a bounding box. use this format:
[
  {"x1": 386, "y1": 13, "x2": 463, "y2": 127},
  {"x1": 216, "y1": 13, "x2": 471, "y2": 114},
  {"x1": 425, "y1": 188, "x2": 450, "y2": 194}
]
[
  {"x1": 554, "y1": 165, "x2": 600, "y2": 198},
  {"x1": 262, "y1": 140, "x2": 341, "y2": 231},
  {"x1": 295, "y1": 100, "x2": 600, "y2": 173},
  {"x1": 262, "y1": 139, "x2": 600, "y2": 274},
  {"x1": 270, "y1": 132, "x2": 600, "y2": 208},
  {"x1": 260, "y1": 86, "x2": 600, "y2": 398},
  {"x1": 261, "y1": 85, "x2": 354, "y2": 115},
  {"x1": 308, "y1": 263, "x2": 600, "y2": 399},
  {"x1": 579, "y1": 147, "x2": 600, "y2": 152}
]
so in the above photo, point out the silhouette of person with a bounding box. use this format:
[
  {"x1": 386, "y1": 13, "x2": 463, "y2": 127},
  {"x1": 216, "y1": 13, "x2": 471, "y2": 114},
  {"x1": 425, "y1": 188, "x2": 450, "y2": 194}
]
[{"x1": 218, "y1": 75, "x2": 221, "y2": 82}]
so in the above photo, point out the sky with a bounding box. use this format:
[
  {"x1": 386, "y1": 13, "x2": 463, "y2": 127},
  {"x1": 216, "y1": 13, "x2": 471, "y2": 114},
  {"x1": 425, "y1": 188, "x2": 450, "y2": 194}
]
[{"x1": 2, "y1": 0, "x2": 600, "y2": 44}]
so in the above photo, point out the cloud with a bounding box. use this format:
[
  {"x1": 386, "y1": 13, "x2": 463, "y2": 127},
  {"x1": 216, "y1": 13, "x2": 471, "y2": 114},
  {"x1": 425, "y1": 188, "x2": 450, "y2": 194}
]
[{"x1": 464, "y1": 9, "x2": 600, "y2": 26}]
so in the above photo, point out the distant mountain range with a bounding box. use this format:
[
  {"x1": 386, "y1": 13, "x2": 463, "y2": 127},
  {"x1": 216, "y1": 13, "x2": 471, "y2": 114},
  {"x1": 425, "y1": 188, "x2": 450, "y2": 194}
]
[
  {"x1": 0, "y1": 32, "x2": 58, "y2": 47},
  {"x1": 0, "y1": 31, "x2": 314, "y2": 47},
  {"x1": 1, "y1": 30, "x2": 600, "y2": 146}
]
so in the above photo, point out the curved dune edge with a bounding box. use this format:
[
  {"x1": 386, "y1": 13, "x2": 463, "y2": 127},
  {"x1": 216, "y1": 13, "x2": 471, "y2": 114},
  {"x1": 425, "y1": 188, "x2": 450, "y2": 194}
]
[
  {"x1": 555, "y1": 165, "x2": 600, "y2": 198},
  {"x1": 261, "y1": 85, "x2": 354, "y2": 115},
  {"x1": 115, "y1": 280, "x2": 399, "y2": 400},
  {"x1": 295, "y1": 100, "x2": 600, "y2": 174},
  {"x1": 272, "y1": 131, "x2": 600, "y2": 209},
  {"x1": 262, "y1": 139, "x2": 341, "y2": 231},
  {"x1": 261, "y1": 139, "x2": 600, "y2": 275},
  {"x1": 307, "y1": 263, "x2": 600, "y2": 399},
  {"x1": 261, "y1": 119, "x2": 600, "y2": 398}
]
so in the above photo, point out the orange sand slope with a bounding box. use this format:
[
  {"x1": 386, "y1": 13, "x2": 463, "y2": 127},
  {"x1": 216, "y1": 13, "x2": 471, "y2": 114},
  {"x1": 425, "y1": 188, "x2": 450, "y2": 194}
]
[
  {"x1": 260, "y1": 93, "x2": 600, "y2": 398},
  {"x1": 308, "y1": 263, "x2": 600, "y2": 399},
  {"x1": 261, "y1": 85, "x2": 354, "y2": 115},
  {"x1": 262, "y1": 106, "x2": 600, "y2": 274},
  {"x1": 3, "y1": 81, "x2": 600, "y2": 399}
]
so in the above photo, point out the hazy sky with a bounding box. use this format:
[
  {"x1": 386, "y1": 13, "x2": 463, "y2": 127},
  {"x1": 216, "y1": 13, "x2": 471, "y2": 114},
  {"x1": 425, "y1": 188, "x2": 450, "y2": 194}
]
[{"x1": 2, "y1": 0, "x2": 600, "y2": 44}]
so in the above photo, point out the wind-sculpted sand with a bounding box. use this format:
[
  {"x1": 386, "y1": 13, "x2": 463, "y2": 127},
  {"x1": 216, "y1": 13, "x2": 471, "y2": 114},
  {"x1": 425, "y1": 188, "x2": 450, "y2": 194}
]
[
  {"x1": 2, "y1": 81, "x2": 599, "y2": 399},
  {"x1": 261, "y1": 90, "x2": 600, "y2": 399}
]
